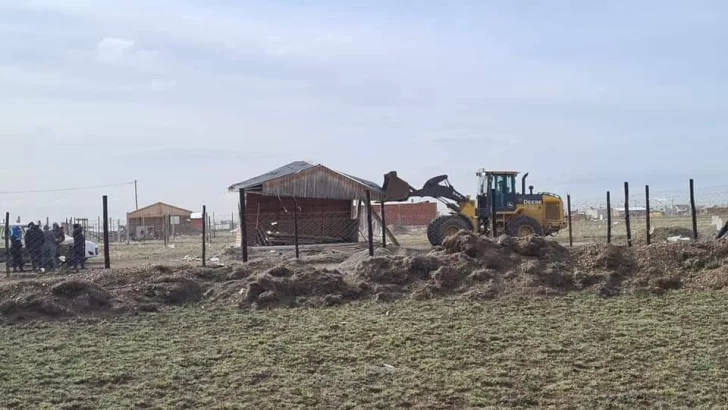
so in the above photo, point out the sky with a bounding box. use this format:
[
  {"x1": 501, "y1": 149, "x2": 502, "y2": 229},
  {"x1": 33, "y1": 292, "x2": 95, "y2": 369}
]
[{"x1": 1, "y1": 0, "x2": 727, "y2": 223}]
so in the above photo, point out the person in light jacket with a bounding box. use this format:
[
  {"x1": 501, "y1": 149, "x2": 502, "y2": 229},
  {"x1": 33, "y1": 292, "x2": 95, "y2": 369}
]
[
  {"x1": 10, "y1": 226, "x2": 24, "y2": 273},
  {"x1": 42, "y1": 225, "x2": 57, "y2": 272}
]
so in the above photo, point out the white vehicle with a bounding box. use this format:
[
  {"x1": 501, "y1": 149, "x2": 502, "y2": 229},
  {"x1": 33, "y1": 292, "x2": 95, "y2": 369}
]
[{"x1": 61, "y1": 234, "x2": 100, "y2": 261}]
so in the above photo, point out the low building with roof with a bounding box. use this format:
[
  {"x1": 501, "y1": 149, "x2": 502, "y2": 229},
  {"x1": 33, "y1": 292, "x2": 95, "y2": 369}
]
[
  {"x1": 127, "y1": 202, "x2": 193, "y2": 240},
  {"x1": 228, "y1": 161, "x2": 385, "y2": 246}
]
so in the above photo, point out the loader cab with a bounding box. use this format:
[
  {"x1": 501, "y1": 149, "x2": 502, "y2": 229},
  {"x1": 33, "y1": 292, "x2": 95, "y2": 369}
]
[{"x1": 476, "y1": 170, "x2": 519, "y2": 214}]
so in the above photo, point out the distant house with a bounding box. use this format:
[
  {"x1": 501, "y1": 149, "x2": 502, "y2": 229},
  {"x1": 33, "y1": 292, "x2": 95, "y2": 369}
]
[
  {"x1": 702, "y1": 206, "x2": 728, "y2": 216},
  {"x1": 190, "y1": 212, "x2": 204, "y2": 231},
  {"x1": 584, "y1": 207, "x2": 610, "y2": 221},
  {"x1": 664, "y1": 204, "x2": 691, "y2": 216},
  {"x1": 613, "y1": 207, "x2": 648, "y2": 218},
  {"x1": 127, "y1": 202, "x2": 193, "y2": 240}
]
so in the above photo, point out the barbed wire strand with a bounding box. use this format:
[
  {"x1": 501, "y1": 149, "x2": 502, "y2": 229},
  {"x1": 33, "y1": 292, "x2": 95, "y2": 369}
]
[{"x1": 0, "y1": 182, "x2": 135, "y2": 195}]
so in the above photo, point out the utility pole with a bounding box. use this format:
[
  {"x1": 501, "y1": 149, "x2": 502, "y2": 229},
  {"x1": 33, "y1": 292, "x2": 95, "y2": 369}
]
[{"x1": 134, "y1": 180, "x2": 139, "y2": 210}]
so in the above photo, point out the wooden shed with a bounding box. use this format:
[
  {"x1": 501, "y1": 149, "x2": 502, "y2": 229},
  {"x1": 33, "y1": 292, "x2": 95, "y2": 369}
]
[
  {"x1": 127, "y1": 202, "x2": 193, "y2": 240},
  {"x1": 228, "y1": 161, "x2": 385, "y2": 246}
]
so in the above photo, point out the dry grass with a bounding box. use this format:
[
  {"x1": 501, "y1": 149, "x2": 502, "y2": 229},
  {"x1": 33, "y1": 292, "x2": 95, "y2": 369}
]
[
  {"x1": 103, "y1": 236, "x2": 236, "y2": 267},
  {"x1": 557, "y1": 215, "x2": 718, "y2": 245},
  {"x1": 2, "y1": 292, "x2": 728, "y2": 408}
]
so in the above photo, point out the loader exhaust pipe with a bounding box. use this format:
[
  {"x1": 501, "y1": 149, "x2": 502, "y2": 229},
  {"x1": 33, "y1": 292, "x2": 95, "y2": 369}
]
[{"x1": 521, "y1": 172, "x2": 529, "y2": 195}]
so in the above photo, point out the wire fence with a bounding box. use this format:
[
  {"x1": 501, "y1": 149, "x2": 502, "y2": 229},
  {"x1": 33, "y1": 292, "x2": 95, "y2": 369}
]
[
  {"x1": 565, "y1": 181, "x2": 728, "y2": 246},
  {"x1": 3, "y1": 180, "x2": 728, "y2": 276}
]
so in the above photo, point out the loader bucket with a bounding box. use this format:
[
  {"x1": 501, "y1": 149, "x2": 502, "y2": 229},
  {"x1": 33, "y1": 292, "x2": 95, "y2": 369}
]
[{"x1": 382, "y1": 171, "x2": 413, "y2": 202}]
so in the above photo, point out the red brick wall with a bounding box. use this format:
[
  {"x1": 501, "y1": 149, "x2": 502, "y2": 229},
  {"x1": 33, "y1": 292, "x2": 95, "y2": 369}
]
[{"x1": 374, "y1": 202, "x2": 438, "y2": 226}]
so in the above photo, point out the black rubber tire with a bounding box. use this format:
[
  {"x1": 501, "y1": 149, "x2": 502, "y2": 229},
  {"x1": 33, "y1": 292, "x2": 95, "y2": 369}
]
[
  {"x1": 427, "y1": 214, "x2": 474, "y2": 246},
  {"x1": 506, "y1": 215, "x2": 543, "y2": 237}
]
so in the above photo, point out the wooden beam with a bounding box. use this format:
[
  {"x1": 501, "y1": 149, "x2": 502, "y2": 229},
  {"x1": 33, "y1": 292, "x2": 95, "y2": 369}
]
[{"x1": 370, "y1": 207, "x2": 399, "y2": 247}]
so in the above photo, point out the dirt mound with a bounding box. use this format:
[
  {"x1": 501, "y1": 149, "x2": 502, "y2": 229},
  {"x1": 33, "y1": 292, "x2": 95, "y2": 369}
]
[
  {"x1": 240, "y1": 263, "x2": 359, "y2": 308},
  {"x1": 51, "y1": 280, "x2": 113, "y2": 310},
  {"x1": 572, "y1": 244, "x2": 633, "y2": 271},
  {"x1": 0, "y1": 279, "x2": 113, "y2": 323},
  {"x1": 338, "y1": 248, "x2": 393, "y2": 272},
  {"x1": 442, "y1": 230, "x2": 500, "y2": 258},
  {"x1": 6, "y1": 233, "x2": 728, "y2": 322},
  {"x1": 138, "y1": 276, "x2": 203, "y2": 305}
]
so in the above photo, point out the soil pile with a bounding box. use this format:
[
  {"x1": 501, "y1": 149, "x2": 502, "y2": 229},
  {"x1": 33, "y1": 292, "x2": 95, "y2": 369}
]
[
  {"x1": 0, "y1": 279, "x2": 113, "y2": 323},
  {"x1": 5, "y1": 233, "x2": 728, "y2": 322},
  {"x1": 238, "y1": 261, "x2": 361, "y2": 308}
]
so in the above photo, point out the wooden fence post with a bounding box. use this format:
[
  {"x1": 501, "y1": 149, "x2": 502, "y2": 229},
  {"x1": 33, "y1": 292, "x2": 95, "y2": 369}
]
[
  {"x1": 366, "y1": 191, "x2": 374, "y2": 256},
  {"x1": 4, "y1": 212, "x2": 9, "y2": 276},
  {"x1": 103, "y1": 196, "x2": 110, "y2": 268},
  {"x1": 490, "y1": 188, "x2": 497, "y2": 237},
  {"x1": 624, "y1": 182, "x2": 632, "y2": 247},
  {"x1": 567, "y1": 194, "x2": 573, "y2": 247},
  {"x1": 606, "y1": 191, "x2": 612, "y2": 244},
  {"x1": 380, "y1": 202, "x2": 387, "y2": 248},
  {"x1": 690, "y1": 179, "x2": 698, "y2": 240},
  {"x1": 239, "y1": 189, "x2": 248, "y2": 262},
  {"x1": 202, "y1": 205, "x2": 206, "y2": 267},
  {"x1": 293, "y1": 198, "x2": 300, "y2": 259},
  {"x1": 645, "y1": 185, "x2": 651, "y2": 245}
]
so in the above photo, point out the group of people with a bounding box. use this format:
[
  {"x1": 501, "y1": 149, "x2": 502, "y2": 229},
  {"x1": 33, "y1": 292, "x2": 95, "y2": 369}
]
[{"x1": 9, "y1": 222, "x2": 87, "y2": 273}]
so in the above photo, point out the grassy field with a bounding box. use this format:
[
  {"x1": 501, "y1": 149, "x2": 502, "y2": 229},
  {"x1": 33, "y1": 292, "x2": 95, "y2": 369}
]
[{"x1": 2, "y1": 292, "x2": 728, "y2": 408}]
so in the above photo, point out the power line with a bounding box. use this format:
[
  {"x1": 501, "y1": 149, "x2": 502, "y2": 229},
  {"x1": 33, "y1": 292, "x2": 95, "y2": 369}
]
[{"x1": 0, "y1": 181, "x2": 135, "y2": 195}]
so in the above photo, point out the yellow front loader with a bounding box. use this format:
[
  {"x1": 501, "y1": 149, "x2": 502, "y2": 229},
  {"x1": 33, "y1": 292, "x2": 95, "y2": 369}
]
[{"x1": 382, "y1": 169, "x2": 567, "y2": 246}]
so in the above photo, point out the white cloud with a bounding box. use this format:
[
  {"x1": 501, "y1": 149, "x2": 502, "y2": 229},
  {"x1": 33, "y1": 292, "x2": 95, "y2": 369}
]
[
  {"x1": 95, "y1": 37, "x2": 159, "y2": 70},
  {"x1": 95, "y1": 37, "x2": 134, "y2": 62},
  {"x1": 316, "y1": 33, "x2": 352, "y2": 46}
]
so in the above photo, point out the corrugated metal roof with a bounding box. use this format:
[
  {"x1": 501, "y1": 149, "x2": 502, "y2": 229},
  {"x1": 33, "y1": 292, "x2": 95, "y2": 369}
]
[
  {"x1": 341, "y1": 173, "x2": 383, "y2": 193},
  {"x1": 228, "y1": 161, "x2": 316, "y2": 192},
  {"x1": 228, "y1": 161, "x2": 384, "y2": 200}
]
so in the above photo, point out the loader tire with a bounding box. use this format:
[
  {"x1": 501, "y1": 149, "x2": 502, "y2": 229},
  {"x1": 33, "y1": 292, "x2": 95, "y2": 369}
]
[
  {"x1": 506, "y1": 215, "x2": 543, "y2": 237},
  {"x1": 427, "y1": 214, "x2": 474, "y2": 246}
]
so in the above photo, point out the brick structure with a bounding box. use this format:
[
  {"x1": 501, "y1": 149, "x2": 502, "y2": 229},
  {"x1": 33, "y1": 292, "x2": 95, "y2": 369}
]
[{"x1": 374, "y1": 202, "x2": 438, "y2": 227}]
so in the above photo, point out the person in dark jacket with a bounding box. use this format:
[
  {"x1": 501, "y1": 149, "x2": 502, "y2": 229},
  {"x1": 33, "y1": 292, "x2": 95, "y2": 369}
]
[
  {"x1": 25, "y1": 222, "x2": 45, "y2": 272},
  {"x1": 71, "y1": 224, "x2": 86, "y2": 271},
  {"x1": 10, "y1": 226, "x2": 24, "y2": 272},
  {"x1": 52, "y1": 223, "x2": 65, "y2": 266}
]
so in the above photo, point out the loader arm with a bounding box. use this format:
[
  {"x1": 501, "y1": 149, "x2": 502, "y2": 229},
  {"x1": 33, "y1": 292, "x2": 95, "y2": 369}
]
[{"x1": 383, "y1": 171, "x2": 469, "y2": 212}]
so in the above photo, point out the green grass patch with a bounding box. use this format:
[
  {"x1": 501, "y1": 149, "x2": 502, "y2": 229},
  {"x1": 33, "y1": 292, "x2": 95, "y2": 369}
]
[{"x1": 2, "y1": 293, "x2": 728, "y2": 408}]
